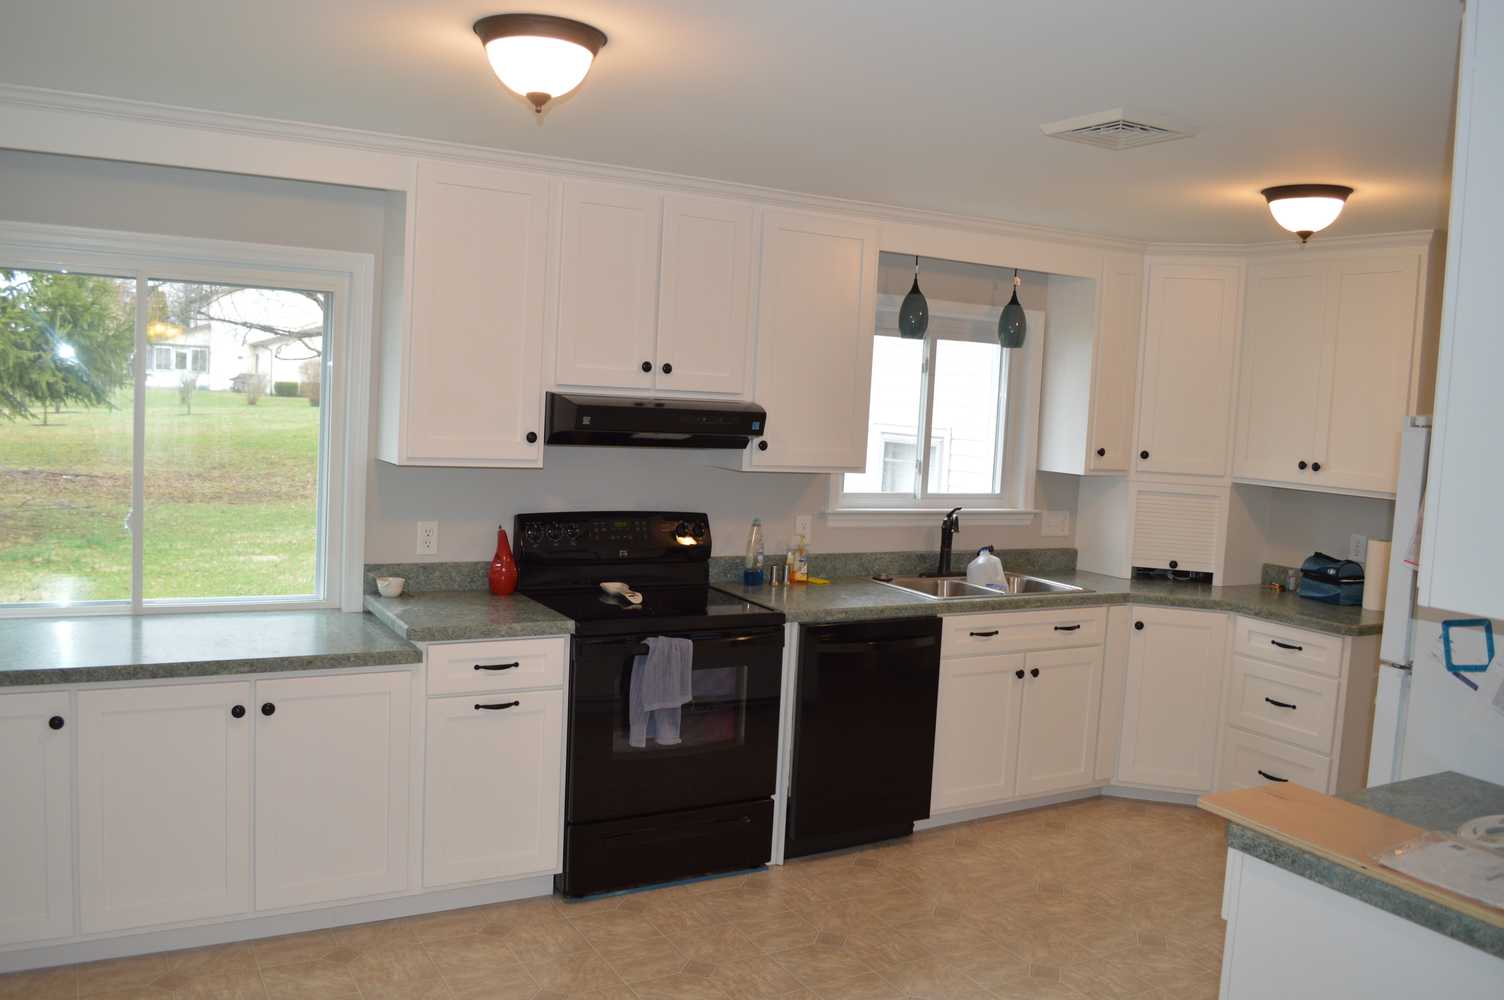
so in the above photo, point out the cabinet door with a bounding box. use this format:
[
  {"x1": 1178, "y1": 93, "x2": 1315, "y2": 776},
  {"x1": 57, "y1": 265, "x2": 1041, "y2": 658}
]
[
  {"x1": 0, "y1": 692, "x2": 73, "y2": 945},
  {"x1": 1118, "y1": 607, "x2": 1229, "y2": 791},
  {"x1": 77, "y1": 683, "x2": 251, "y2": 932},
  {"x1": 1088, "y1": 255, "x2": 1143, "y2": 472},
  {"x1": 424, "y1": 689, "x2": 564, "y2": 887},
  {"x1": 404, "y1": 160, "x2": 549, "y2": 466},
  {"x1": 1136, "y1": 263, "x2": 1242, "y2": 477},
  {"x1": 749, "y1": 209, "x2": 879, "y2": 471},
  {"x1": 555, "y1": 180, "x2": 661, "y2": 390},
  {"x1": 1234, "y1": 261, "x2": 1329, "y2": 485},
  {"x1": 1314, "y1": 254, "x2": 1421, "y2": 494},
  {"x1": 1015, "y1": 646, "x2": 1104, "y2": 797},
  {"x1": 931, "y1": 652, "x2": 1025, "y2": 812},
  {"x1": 254, "y1": 672, "x2": 411, "y2": 910},
  {"x1": 655, "y1": 194, "x2": 754, "y2": 395}
]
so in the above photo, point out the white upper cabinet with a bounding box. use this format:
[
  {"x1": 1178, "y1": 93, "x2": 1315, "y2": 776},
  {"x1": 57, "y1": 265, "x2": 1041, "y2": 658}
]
[
  {"x1": 1421, "y1": 0, "x2": 1504, "y2": 619},
  {"x1": 555, "y1": 180, "x2": 662, "y2": 391},
  {"x1": 0, "y1": 691, "x2": 74, "y2": 946},
  {"x1": 1235, "y1": 252, "x2": 1424, "y2": 495},
  {"x1": 1117, "y1": 606, "x2": 1229, "y2": 792},
  {"x1": 1038, "y1": 252, "x2": 1144, "y2": 476},
  {"x1": 654, "y1": 194, "x2": 755, "y2": 395},
  {"x1": 1135, "y1": 261, "x2": 1242, "y2": 477},
  {"x1": 382, "y1": 159, "x2": 551, "y2": 467},
  {"x1": 747, "y1": 209, "x2": 879, "y2": 471}
]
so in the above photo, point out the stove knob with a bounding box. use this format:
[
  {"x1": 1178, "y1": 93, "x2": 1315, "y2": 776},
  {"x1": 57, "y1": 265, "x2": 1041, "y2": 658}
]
[
  {"x1": 692, "y1": 521, "x2": 706, "y2": 538},
  {"x1": 545, "y1": 524, "x2": 561, "y2": 542},
  {"x1": 524, "y1": 524, "x2": 542, "y2": 544}
]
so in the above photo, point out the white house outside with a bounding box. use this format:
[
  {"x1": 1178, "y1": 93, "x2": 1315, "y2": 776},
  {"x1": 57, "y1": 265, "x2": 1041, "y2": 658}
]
[{"x1": 145, "y1": 286, "x2": 325, "y2": 392}]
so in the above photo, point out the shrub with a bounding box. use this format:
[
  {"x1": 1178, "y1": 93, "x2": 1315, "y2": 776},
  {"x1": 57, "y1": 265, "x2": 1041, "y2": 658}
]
[
  {"x1": 243, "y1": 373, "x2": 262, "y2": 406},
  {"x1": 273, "y1": 381, "x2": 300, "y2": 398}
]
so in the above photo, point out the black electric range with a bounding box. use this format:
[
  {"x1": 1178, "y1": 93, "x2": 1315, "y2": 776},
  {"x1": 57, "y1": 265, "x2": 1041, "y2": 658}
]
[{"x1": 515, "y1": 511, "x2": 785, "y2": 896}]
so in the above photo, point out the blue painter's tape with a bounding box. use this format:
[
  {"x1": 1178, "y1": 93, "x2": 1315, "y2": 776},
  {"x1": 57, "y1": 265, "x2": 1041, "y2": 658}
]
[{"x1": 1442, "y1": 618, "x2": 1495, "y2": 675}]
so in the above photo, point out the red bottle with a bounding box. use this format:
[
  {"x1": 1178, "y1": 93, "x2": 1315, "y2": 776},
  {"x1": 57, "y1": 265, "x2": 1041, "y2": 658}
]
[{"x1": 488, "y1": 525, "x2": 518, "y2": 596}]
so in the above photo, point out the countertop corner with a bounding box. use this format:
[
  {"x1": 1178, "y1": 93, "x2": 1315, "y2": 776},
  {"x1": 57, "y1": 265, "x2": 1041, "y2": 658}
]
[{"x1": 363, "y1": 590, "x2": 573, "y2": 643}]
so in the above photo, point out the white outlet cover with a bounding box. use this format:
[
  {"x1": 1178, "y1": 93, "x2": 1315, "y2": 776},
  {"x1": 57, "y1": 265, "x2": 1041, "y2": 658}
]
[
  {"x1": 1349, "y1": 533, "x2": 1368, "y2": 563},
  {"x1": 417, "y1": 520, "x2": 439, "y2": 556},
  {"x1": 1041, "y1": 511, "x2": 1071, "y2": 537},
  {"x1": 795, "y1": 514, "x2": 814, "y2": 544}
]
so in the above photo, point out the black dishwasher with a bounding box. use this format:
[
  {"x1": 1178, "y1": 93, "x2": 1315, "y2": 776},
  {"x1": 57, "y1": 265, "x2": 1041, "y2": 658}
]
[{"x1": 785, "y1": 616, "x2": 942, "y2": 858}]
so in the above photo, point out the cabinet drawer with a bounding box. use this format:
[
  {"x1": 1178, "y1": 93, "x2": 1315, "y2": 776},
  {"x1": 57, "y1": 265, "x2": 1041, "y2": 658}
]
[
  {"x1": 1225, "y1": 655, "x2": 1339, "y2": 753},
  {"x1": 1218, "y1": 727, "x2": 1331, "y2": 793},
  {"x1": 1233, "y1": 617, "x2": 1344, "y2": 678},
  {"x1": 942, "y1": 607, "x2": 1106, "y2": 656},
  {"x1": 426, "y1": 637, "x2": 567, "y2": 696}
]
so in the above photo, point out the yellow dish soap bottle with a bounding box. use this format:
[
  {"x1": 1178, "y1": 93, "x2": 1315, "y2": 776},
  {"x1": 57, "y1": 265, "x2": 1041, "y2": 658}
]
[{"x1": 791, "y1": 534, "x2": 810, "y2": 583}]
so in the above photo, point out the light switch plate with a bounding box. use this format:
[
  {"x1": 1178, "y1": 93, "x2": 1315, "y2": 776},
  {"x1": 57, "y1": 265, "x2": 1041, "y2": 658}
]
[
  {"x1": 1041, "y1": 510, "x2": 1071, "y2": 537},
  {"x1": 1349, "y1": 533, "x2": 1368, "y2": 563},
  {"x1": 417, "y1": 520, "x2": 438, "y2": 556}
]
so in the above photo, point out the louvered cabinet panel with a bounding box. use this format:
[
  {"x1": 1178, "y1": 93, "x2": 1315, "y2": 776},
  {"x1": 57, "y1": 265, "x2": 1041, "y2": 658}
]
[{"x1": 1129, "y1": 483, "x2": 1227, "y2": 575}]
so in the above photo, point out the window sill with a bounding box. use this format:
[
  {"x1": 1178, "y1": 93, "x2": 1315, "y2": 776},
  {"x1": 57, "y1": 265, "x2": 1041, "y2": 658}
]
[{"x1": 824, "y1": 508, "x2": 1039, "y2": 528}]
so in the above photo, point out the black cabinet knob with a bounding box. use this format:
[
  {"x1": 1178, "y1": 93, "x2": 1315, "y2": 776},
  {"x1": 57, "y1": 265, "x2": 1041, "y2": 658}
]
[
  {"x1": 1311, "y1": 461, "x2": 1321, "y2": 472},
  {"x1": 1168, "y1": 559, "x2": 1179, "y2": 570},
  {"x1": 757, "y1": 440, "x2": 769, "y2": 451},
  {"x1": 525, "y1": 431, "x2": 538, "y2": 444},
  {"x1": 1139, "y1": 450, "x2": 1150, "y2": 460},
  {"x1": 1030, "y1": 667, "x2": 1040, "y2": 678},
  {"x1": 1298, "y1": 460, "x2": 1308, "y2": 470},
  {"x1": 48, "y1": 715, "x2": 64, "y2": 731},
  {"x1": 1135, "y1": 621, "x2": 1145, "y2": 631},
  {"x1": 661, "y1": 363, "x2": 673, "y2": 374},
  {"x1": 231, "y1": 705, "x2": 246, "y2": 719},
  {"x1": 1096, "y1": 447, "x2": 1106, "y2": 457},
  {"x1": 261, "y1": 703, "x2": 276, "y2": 717},
  {"x1": 1014, "y1": 669, "x2": 1025, "y2": 679},
  {"x1": 640, "y1": 361, "x2": 652, "y2": 372}
]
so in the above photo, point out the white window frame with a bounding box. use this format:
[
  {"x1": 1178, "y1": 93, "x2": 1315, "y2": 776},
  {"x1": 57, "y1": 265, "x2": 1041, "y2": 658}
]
[
  {"x1": 0, "y1": 220, "x2": 374, "y2": 617},
  {"x1": 828, "y1": 294, "x2": 1044, "y2": 527}
]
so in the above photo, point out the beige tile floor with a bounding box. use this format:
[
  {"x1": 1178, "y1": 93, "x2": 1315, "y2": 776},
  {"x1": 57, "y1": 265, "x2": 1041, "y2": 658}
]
[{"x1": 0, "y1": 797, "x2": 1228, "y2": 1000}]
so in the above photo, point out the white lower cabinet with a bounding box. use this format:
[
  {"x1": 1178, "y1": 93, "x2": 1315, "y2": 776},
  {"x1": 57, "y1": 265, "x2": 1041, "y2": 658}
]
[
  {"x1": 0, "y1": 691, "x2": 74, "y2": 945},
  {"x1": 1117, "y1": 607, "x2": 1229, "y2": 792},
  {"x1": 932, "y1": 652, "x2": 1025, "y2": 811},
  {"x1": 1014, "y1": 646, "x2": 1103, "y2": 797},
  {"x1": 424, "y1": 689, "x2": 564, "y2": 887},
  {"x1": 77, "y1": 682, "x2": 253, "y2": 933},
  {"x1": 254, "y1": 672, "x2": 412, "y2": 910}
]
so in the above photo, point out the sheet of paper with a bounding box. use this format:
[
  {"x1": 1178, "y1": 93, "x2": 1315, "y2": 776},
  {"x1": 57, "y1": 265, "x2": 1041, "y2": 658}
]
[{"x1": 1378, "y1": 835, "x2": 1504, "y2": 909}]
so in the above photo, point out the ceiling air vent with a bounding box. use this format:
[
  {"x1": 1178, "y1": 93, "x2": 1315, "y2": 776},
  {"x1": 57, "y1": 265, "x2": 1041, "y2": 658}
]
[{"x1": 1040, "y1": 109, "x2": 1196, "y2": 150}]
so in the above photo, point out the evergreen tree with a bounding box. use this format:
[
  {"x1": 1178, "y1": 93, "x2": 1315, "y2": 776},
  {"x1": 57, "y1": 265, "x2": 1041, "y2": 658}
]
[{"x1": 0, "y1": 269, "x2": 134, "y2": 423}]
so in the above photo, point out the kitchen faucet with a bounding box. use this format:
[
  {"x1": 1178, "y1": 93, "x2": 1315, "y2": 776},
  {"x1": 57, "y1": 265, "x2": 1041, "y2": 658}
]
[{"x1": 936, "y1": 507, "x2": 962, "y2": 577}]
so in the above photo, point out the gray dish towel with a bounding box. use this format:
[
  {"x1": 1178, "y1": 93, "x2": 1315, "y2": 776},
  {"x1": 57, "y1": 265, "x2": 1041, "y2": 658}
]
[{"x1": 628, "y1": 636, "x2": 694, "y2": 748}]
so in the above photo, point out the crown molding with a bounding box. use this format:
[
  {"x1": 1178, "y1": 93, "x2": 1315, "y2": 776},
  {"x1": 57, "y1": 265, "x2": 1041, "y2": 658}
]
[{"x1": 0, "y1": 82, "x2": 1149, "y2": 254}]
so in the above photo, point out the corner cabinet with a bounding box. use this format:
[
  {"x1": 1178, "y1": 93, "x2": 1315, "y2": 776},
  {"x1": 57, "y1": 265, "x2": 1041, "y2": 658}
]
[
  {"x1": 378, "y1": 159, "x2": 550, "y2": 467},
  {"x1": 0, "y1": 692, "x2": 75, "y2": 945},
  {"x1": 744, "y1": 209, "x2": 879, "y2": 471},
  {"x1": 1117, "y1": 606, "x2": 1229, "y2": 792}
]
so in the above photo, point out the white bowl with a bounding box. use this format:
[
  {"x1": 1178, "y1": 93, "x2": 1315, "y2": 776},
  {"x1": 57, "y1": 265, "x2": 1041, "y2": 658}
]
[{"x1": 375, "y1": 576, "x2": 405, "y2": 598}]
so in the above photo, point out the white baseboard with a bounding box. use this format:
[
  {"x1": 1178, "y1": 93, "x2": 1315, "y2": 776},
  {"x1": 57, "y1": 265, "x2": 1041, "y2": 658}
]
[
  {"x1": 916, "y1": 786, "x2": 1104, "y2": 829},
  {"x1": 1101, "y1": 784, "x2": 1203, "y2": 806},
  {"x1": 0, "y1": 876, "x2": 553, "y2": 974}
]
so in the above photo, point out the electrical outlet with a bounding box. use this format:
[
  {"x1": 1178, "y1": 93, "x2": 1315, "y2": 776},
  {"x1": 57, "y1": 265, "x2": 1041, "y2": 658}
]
[
  {"x1": 795, "y1": 514, "x2": 814, "y2": 545},
  {"x1": 417, "y1": 520, "x2": 438, "y2": 556},
  {"x1": 1349, "y1": 533, "x2": 1368, "y2": 563},
  {"x1": 1041, "y1": 510, "x2": 1071, "y2": 537}
]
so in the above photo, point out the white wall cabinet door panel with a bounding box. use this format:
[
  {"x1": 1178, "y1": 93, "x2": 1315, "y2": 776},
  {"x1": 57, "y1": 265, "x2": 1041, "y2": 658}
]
[
  {"x1": 749, "y1": 209, "x2": 879, "y2": 471},
  {"x1": 77, "y1": 683, "x2": 252, "y2": 932},
  {"x1": 656, "y1": 194, "x2": 754, "y2": 395},
  {"x1": 555, "y1": 180, "x2": 661, "y2": 391},
  {"x1": 1315, "y1": 255, "x2": 1421, "y2": 494},
  {"x1": 1089, "y1": 255, "x2": 1144, "y2": 472},
  {"x1": 1118, "y1": 607, "x2": 1229, "y2": 792},
  {"x1": 254, "y1": 671, "x2": 411, "y2": 910},
  {"x1": 0, "y1": 692, "x2": 74, "y2": 945},
  {"x1": 1234, "y1": 262, "x2": 1329, "y2": 485},
  {"x1": 1136, "y1": 263, "x2": 1241, "y2": 477},
  {"x1": 403, "y1": 160, "x2": 549, "y2": 466},
  {"x1": 931, "y1": 652, "x2": 1025, "y2": 812},
  {"x1": 424, "y1": 690, "x2": 564, "y2": 887},
  {"x1": 1015, "y1": 645, "x2": 1103, "y2": 797}
]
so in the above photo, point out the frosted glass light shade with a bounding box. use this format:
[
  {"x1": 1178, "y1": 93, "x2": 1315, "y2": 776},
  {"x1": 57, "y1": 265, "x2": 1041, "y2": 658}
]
[
  {"x1": 1262, "y1": 184, "x2": 1353, "y2": 243},
  {"x1": 474, "y1": 14, "x2": 607, "y2": 113}
]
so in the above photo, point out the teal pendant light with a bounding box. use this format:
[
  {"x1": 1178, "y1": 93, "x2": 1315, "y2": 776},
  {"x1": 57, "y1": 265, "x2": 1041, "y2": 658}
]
[
  {"x1": 898, "y1": 255, "x2": 929, "y2": 340},
  {"x1": 999, "y1": 269, "x2": 1026, "y2": 349}
]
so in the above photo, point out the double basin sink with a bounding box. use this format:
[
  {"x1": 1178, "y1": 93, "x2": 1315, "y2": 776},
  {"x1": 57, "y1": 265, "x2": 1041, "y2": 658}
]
[{"x1": 873, "y1": 573, "x2": 1087, "y2": 601}]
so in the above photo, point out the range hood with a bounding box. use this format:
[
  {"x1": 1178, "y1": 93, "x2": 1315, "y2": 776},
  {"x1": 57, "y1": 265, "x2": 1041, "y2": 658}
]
[{"x1": 544, "y1": 392, "x2": 767, "y2": 449}]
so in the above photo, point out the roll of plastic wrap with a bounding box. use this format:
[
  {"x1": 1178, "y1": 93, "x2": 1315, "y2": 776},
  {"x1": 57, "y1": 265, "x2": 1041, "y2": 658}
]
[{"x1": 1363, "y1": 539, "x2": 1392, "y2": 611}]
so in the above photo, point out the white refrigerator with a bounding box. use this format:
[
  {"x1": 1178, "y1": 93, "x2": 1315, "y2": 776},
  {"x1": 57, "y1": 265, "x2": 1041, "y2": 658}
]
[{"x1": 1368, "y1": 417, "x2": 1504, "y2": 786}]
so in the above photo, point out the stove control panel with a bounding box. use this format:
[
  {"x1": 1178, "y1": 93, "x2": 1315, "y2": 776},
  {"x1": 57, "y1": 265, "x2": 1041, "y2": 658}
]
[{"x1": 515, "y1": 511, "x2": 711, "y2": 563}]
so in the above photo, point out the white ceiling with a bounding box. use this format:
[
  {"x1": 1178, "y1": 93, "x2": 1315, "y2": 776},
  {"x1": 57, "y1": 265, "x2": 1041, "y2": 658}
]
[{"x1": 0, "y1": 0, "x2": 1463, "y2": 243}]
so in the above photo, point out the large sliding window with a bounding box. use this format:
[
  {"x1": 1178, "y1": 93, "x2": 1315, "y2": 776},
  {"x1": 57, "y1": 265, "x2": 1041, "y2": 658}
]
[{"x1": 0, "y1": 225, "x2": 369, "y2": 615}]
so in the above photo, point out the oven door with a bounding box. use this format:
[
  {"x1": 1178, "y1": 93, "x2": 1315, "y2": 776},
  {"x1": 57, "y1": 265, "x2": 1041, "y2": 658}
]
[{"x1": 567, "y1": 627, "x2": 784, "y2": 824}]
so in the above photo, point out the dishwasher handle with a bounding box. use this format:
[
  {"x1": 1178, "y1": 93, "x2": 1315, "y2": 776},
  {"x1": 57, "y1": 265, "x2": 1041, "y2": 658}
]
[{"x1": 807, "y1": 634, "x2": 939, "y2": 656}]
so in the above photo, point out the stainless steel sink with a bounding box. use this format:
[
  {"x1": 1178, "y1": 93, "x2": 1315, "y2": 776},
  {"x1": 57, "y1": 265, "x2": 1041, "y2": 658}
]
[{"x1": 873, "y1": 573, "x2": 1088, "y2": 600}]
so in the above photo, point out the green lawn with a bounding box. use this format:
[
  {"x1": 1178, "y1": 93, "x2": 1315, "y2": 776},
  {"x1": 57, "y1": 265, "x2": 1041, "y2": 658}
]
[{"x1": 0, "y1": 388, "x2": 321, "y2": 604}]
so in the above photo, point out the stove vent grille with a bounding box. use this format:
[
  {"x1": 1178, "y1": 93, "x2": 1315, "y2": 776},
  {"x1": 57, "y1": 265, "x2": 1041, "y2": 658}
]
[{"x1": 1041, "y1": 109, "x2": 1196, "y2": 150}]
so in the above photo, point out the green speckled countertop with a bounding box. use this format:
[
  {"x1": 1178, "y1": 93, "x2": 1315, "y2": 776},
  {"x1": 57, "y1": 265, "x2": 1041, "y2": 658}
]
[
  {"x1": 714, "y1": 571, "x2": 1384, "y2": 635},
  {"x1": 0, "y1": 610, "x2": 420, "y2": 687},
  {"x1": 363, "y1": 591, "x2": 573, "y2": 642},
  {"x1": 1227, "y1": 773, "x2": 1504, "y2": 959}
]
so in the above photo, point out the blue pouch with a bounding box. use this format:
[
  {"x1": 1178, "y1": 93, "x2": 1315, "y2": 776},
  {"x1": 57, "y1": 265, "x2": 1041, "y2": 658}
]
[{"x1": 1298, "y1": 552, "x2": 1365, "y2": 605}]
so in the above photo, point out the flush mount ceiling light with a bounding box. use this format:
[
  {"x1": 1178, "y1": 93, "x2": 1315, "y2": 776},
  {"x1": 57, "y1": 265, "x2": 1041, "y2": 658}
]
[
  {"x1": 473, "y1": 13, "x2": 608, "y2": 116},
  {"x1": 1261, "y1": 184, "x2": 1354, "y2": 244}
]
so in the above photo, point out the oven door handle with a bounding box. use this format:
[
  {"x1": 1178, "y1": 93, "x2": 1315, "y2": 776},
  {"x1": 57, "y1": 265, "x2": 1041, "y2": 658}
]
[{"x1": 578, "y1": 631, "x2": 783, "y2": 654}]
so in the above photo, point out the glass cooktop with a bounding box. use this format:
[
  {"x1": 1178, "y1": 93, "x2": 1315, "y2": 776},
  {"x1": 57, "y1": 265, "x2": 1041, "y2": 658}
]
[{"x1": 523, "y1": 584, "x2": 783, "y2": 636}]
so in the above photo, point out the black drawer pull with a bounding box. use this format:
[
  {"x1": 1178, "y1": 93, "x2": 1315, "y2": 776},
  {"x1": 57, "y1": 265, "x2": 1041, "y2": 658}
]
[
  {"x1": 1054, "y1": 624, "x2": 1081, "y2": 632},
  {"x1": 969, "y1": 630, "x2": 1000, "y2": 638},
  {"x1": 1264, "y1": 697, "x2": 1298, "y2": 710},
  {"x1": 1257, "y1": 769, "x2": 1289, "y2": 783},
  {"x1": 475, "y1": 662, "x2": 520, "y2": 671},
  {"x1": 1270, "y1": 640, "x2": 1304, "y2": 652},
  {"x1": 474, "y1": 701, "x2": 520, "y2": 711}
]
